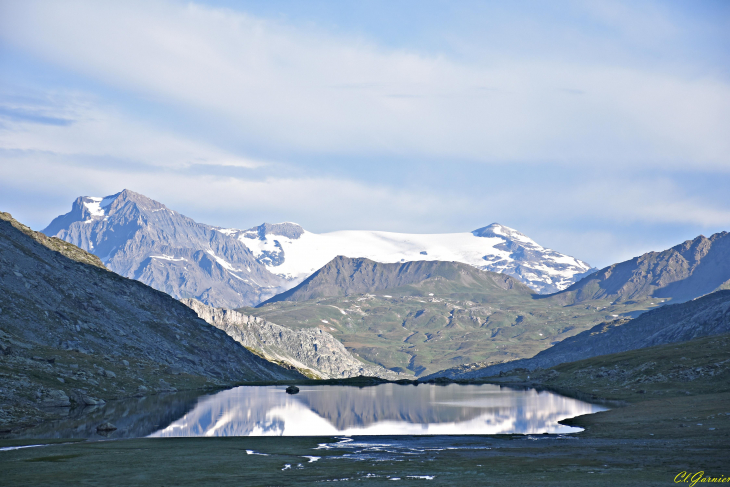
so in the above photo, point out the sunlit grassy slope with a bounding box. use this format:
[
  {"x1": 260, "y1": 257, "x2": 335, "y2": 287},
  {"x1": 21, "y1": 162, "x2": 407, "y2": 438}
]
[{"x1": 240, "y1": 275, "x2": 667, "y2": 377}]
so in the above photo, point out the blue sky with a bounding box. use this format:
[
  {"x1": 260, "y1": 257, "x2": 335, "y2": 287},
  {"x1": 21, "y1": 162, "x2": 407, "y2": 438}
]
[{"x1": 1, "y1": 0, "x2": 729, "y2": 267}]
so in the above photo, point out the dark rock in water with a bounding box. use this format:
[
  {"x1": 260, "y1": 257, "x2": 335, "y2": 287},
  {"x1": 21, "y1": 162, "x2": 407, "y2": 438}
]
[
  {"x1": 42, "y1": 389, "x2": 71, "y2": 407},
  {"x1": 96, "y1": 422, "x2": 117, "y2": 432},
  {"x1": 286, "y1": 385, "x2": 299, "y2": 395},
  {"x1": 82, "y1": 396, "x2": 105, "y2": 406}
]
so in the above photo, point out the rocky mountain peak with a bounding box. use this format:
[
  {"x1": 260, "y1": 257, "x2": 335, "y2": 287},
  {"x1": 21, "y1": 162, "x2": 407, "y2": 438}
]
[
  {"x1": 68, "y1": 189, "x2": 166, "y2": 224},
  {"x1": 472, "y1": 223, "x2": 537, "y2": 246},
  {"x1": 43, "y1": 190, "x2": 287, "y2": 308}
]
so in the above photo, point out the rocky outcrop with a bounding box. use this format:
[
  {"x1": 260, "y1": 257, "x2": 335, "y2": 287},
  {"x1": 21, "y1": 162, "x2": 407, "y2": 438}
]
[
  {"x1": 0, "y1": 211, "x2": 302, "y2": 431},
  {"x1": 426, "y1": 290, "x2": 730, "y2": 380},
  {"x1": 182, "y1": 299, "x2": 410, "y2": 380}
]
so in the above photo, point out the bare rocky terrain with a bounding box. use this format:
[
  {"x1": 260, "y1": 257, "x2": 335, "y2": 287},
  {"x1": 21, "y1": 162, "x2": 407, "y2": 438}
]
[
  {"x1": 183, "y1": 299, "x2": 409, "y2": 380},
  {"x1": 0, "y1": 212, "x2": 301, "y2": 432}
]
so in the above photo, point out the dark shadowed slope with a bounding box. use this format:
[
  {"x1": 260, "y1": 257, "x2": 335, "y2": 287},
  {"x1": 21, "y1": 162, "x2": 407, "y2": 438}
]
[
  {"x1": 426, "y1": 289, "x2": 730, "y2": 380},
  {"x1": 1, "y1": 211, "x2": 302, "y2": 429},
  {"x1": 43, "y1": 189, "x2": 286, "y2": 308},
  {"x1": 259, "y1": 256, "x2": 534, "y2": 306},
  {"x1": 552, "y1": 231, "x2": 730, "y2": 305}
]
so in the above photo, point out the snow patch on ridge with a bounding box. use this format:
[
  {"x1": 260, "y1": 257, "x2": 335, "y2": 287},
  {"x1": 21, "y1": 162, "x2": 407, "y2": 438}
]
[
  {"x1": 82, "y1": 195, "x2": 117, "y2": 219},
  {"x1": 151, "y1": 254, "x2": 187, "y2": 262}
]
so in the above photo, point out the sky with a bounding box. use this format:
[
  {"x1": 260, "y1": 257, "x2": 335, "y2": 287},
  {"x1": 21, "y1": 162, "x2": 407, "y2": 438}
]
[{"x1": 0, "y1": 0, "x2": 729, "y2": 268}]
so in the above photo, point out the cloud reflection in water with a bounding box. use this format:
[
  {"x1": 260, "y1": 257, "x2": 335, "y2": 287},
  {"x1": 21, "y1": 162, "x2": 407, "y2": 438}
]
[{"x1": 150, "y1": 384, "x2": 605, "y2": 437}]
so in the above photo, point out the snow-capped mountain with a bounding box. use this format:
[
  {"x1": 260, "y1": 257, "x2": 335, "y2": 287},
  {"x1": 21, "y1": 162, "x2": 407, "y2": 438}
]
[
  {"x1": 44, "y1": 190, "x2": 594, "y2": 308},
  {"x1": 43, "y1": 190, "x2": 286, "y2": 308},
  {"x1": 222, "y1": 222, "x2": 595, "y2": 294}
]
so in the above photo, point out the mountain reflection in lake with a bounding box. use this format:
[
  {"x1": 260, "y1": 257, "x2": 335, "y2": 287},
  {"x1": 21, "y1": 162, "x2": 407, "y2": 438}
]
[{"x1": 150, "y1": 384, "x2": 605, "y2": 437}]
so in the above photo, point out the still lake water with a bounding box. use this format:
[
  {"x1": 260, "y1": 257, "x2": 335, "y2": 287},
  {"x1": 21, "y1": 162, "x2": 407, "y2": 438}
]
[
  {"x1": 149, "y1": 384, "x2": 604, "y2": 437},
  {"x1": 12, "y1": 384, "x2": 605, "y2": 439}
]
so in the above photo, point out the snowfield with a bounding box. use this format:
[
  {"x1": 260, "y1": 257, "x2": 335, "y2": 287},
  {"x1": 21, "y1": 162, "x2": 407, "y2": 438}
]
[{"x1": 222, "y1": 223, "x2": 594, "y2": 294}]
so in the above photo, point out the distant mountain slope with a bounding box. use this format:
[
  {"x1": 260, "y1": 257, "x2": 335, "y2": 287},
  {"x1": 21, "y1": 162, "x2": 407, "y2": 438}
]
[
  {"x1": 244, "y1": 255, "x2": 654, "y2": 376},
  {"x1": 259, "y1": 256, "x2": 534, "y2": 305},
  {"x1": 183, "y1": 299, "x2": 409, "y2": 380},
  {"x1": 227, "y1": 222, "x2": 594, "y2": 294},
  {"x1": 554, "y1": 232, "x2": 730, "y2": 305},
  {"x1": 426, "y1": 290, "x2": 730, "y2": 380},
  {"x1": 43, "y1": 190, "x2": 286, "y2": 308},
  {"x1": 0, "y1": 211, "x2": 302, "y2": 429}
]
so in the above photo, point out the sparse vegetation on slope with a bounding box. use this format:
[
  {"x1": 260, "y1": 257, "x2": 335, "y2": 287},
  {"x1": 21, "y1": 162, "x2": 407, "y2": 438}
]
[{"x1": 426, "y1": 289, "x2": 730, "y2": 380}]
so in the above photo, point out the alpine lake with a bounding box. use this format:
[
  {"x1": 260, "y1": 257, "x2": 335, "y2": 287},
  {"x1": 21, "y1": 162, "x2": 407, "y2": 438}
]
[{"x1": 0, "y1": 383, "x2": 621, "y2": 486}]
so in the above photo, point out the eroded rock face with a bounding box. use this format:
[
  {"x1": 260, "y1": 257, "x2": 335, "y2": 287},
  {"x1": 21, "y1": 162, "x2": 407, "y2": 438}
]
[{"x1": 182, "y1": 299, "x2": 410, "y2": 381}]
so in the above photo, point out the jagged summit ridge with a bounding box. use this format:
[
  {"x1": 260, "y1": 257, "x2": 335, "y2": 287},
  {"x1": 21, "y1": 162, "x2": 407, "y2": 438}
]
[{"x1": 43, "y1": 190, "x2": 286, "y2": 308}]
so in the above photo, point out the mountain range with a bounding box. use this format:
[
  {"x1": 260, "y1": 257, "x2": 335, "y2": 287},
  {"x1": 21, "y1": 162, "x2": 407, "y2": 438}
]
[
  {"x1": 30, "y1": 189, "x2": 730, "y2": 381},
  {"x1": 225, "y1": 219, "x2": 595, "y2": 294},
  {"x1": 243, "y1": 230, "x2": 730, "y2": 376},
  {"x1": 43, "y1": 190, "x2": 595, "y2": 308},
  {"x1": 242, "y1": 257, "x2": 654, "y2": 376}
]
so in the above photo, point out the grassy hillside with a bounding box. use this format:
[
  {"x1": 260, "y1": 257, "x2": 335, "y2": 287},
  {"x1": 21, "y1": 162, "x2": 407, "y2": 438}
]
[
  {"x1": 482, "y1": 332, "x2": 730, "y2": 441},
  {"x1": 242, "y1": 281, "x2": 662, "y2": 376}
]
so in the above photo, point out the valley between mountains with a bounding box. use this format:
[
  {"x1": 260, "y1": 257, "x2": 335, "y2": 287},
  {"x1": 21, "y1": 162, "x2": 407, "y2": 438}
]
[{"x1": 2, "y1": 189, "x2": 730, "y2": 433}]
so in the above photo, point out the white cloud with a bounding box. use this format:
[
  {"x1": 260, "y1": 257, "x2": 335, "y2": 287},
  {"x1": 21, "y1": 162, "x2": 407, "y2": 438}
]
[
  {"x1": 0, "y1": 91, "x2": 264, "y2": 169},
  {"x1": 1, "y1": 0, "x2": 728, "y2": 168},
  {"x1": 0, "y1": 0, "x2": 728, "y2": 269}
]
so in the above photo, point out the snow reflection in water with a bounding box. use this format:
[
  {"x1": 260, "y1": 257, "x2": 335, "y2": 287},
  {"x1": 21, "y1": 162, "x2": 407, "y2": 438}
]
[{"x1": 150, "y1": 384, "x2": 605, "y2": 437}]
